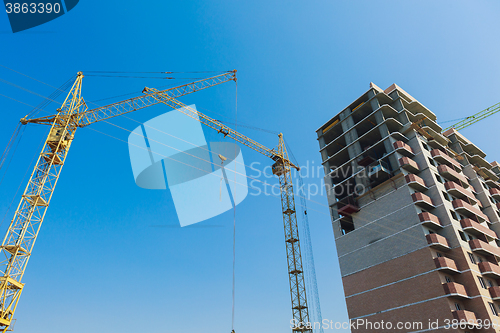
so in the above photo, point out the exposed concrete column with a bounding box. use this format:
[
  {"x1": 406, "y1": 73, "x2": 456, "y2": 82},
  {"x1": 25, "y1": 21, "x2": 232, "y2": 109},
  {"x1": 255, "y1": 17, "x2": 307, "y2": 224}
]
[
  {"x1": 389, "y1": 91, "x2": 404, "y2": 111},
  {"x1": 317, "y1": 130, "x2": 337, "y2": 208},
  {"x1": 448, "y1": 134, "x2": 466, "y2": 156},
  {"x1": 397, "y1": 108, "x2": 411, "y2": 126},
  {"x1": 317, "y1": 131, "x2": 326, "y2": 152},
  {"x1": 325, "y1": 177, "x2": 337, "y2": 207},
  {"x1": 317, "y1": 132, "x2": 332, "y2": 178},
  {"x1": 339, "y1": 108, "x2": 360, "y2": 159},
  {"x1": 371, "y1": 91, "x2": 391, "y2": 143},
  {"x1": 386, "y1": 92, "x2": 411, "y2": 171},
  {"x1": 386, "y1": 145, "x2": 399, "y2": 172},
  {"x1": 374, "y1": 109, "x2": 389, "y2": 136},
  {"x1": 389, "y1": 93, "x2": 411, "y2": 125},
  {"x1": 368, "y1": 89, "x2": 380, "y2": 111},
  {"x1": 374, "y1": 108, "x2": 399, "y2": 172},
  {"x1": 374, "y1": 110, "x2": 392, "y2": 149},
  {"x1": 339, "y1": 108, "x2": 370, "y2": 193}
]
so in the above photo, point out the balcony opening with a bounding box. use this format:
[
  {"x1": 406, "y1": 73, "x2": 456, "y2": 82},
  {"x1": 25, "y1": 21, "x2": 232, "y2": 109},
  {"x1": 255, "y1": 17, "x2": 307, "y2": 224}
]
[
  {"x1": 452, "y1": 164, "x2": 461, "y2": 174},
  {"x1": 357, "y1": 143, "x2": 387, "y2": 168},
  {"x1": 337, "y1": 195, "x2": 359, "y2": 216},
  {"x1": 324, "y1": 135, "x2": 347, "y2": 160},
  {"x1": 462, "y1": 196, "x2": 473, "y2": 206},
  {"x1": 334, "y1": 179, "x2": 356, "y2": 201},
  {"x1": 368, "y1": 159, "x2": 393, "y2": 188},
  {"x1": 355, "y1": 115, "x2": 378, "y2": 138},
  {"x1": 489, "y1": 302, "x2": 499, "y2": 316},
  {"x1": 358, "y1": 130, "x2": 383, "y2": 152},
  {"x1": 322, "y1": 120, "x2": 343, "y2": 145},
  {"x1": 357, "y1": 151, "x2": 377, "y2": 167},
  {"x1": 329, "y1": 164, "x2": 355, "y2": 186},
  {"x1": 468, "y1": 252, "x2": 476, "y2": 264},
  {"x1": 322, "y1": 117, "x2": 340, "y2": 135},
  {"x1": 368, "y1": 160, "x2": 391, "y2": 180},
  {"x1": 478, "y1": 234, "x2": 489, "y2": 244},
  {"x1": 479, "y1": 276, "x2": 487, "y2": 289},
  {"x1": 349, "y1": 94, "x2": 371, "y2": 123},
  {"x1": 339, "y1": 215, "x2": 355, "y2": 235}
]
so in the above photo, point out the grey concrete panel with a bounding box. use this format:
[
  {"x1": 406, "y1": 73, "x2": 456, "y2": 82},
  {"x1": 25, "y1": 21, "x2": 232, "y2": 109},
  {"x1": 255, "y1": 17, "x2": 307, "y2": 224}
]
[
  {"x1": 336, "y1": 184, "x2": 419, "y2": 256},
  {"x1": 338, "y1": 226, "x2": 428, "y2": 277}
]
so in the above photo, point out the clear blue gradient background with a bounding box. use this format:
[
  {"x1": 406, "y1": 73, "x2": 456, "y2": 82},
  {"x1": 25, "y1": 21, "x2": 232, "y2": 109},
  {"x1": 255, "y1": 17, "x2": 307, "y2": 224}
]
[{"x1": 0, "y1": 1, "x2": 500, "y2": 332}]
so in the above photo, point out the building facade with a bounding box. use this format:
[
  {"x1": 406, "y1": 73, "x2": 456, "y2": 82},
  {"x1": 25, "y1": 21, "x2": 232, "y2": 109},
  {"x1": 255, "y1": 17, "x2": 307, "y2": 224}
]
[{"x1": 317, "y1": 83, "x2": 500, "y2": 332}]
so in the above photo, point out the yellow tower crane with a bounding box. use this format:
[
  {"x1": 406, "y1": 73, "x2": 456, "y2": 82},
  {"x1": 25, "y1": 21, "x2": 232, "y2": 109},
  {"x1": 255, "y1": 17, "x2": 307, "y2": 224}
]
[
  {"x1": 0, "y1": 71, "x2": 312, "y2": 332},
  {"x1": 444, "y1": 101, "x2": 500, "y2": 131}
]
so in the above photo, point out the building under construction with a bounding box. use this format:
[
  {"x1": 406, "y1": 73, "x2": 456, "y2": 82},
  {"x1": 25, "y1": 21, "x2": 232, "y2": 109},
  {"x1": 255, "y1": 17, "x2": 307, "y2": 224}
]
[{"x1": 317, "y1": 83, "x2": 500, "y2": 332}]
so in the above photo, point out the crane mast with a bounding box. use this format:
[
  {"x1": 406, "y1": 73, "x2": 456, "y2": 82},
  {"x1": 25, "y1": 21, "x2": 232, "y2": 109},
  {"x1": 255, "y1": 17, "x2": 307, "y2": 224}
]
[
  {"x1": 0, "y1": 73, "x2": 85, "y2": 330},
  {"x1": 147, "y1": 89, "x2": 311, "y2": 330},
  {"x1": 274, "y1": 135, "x2": 310, "y2": 330},
  {"x1": 1, "y1": 71, "x2": 312, "y2": 332}
]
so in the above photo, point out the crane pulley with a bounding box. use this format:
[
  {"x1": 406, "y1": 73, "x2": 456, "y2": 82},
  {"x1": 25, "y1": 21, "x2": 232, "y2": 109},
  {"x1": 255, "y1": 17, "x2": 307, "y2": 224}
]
[{"x1": 0, "y1": 71, "x2": 312, "y2": 332}]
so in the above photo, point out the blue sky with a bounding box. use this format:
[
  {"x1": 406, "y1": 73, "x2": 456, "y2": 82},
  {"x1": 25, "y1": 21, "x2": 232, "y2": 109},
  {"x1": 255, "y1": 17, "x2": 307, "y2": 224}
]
[{"x1": 1, "y1": 1, "x2": 500, "y2": 332}]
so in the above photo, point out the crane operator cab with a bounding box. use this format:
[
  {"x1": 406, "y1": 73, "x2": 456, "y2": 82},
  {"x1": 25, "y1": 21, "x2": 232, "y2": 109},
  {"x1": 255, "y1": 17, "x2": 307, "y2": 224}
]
[
  {"x1": 272, "y1": 159, "x2": 285, "y2": 177},
  {"x1": 46, "y1": 112, "x2": 74, "y2": 153}
]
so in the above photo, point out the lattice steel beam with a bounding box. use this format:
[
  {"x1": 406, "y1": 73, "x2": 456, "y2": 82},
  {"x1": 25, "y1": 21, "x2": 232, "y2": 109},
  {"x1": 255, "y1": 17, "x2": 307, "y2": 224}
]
[{"x1": 0, "y1": 73, "x2": 86, "y2": 331}]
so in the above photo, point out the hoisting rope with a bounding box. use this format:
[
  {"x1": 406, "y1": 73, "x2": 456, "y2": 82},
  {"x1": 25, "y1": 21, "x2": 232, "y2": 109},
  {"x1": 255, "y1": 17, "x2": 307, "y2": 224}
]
[
  {"x1": 85, "y1": 75, "x2": 205, "y2": 80},
  {"x1": 84, "y1": 70, "x2": 232, "y2": 81},
  {"x1": 0, "y1": 74, "x2": 75, "y2": 187},
  {"x1": 231, "y1": 81, "x2": 238, "y2": 332},
  {"x1": 0, "y1": 123, "x2": 23, "y2": 180},
  {"x1": 0, "y1": 130, "x2": 47, "y2": 230},
  {"x1": 83, "y1": 70, "x2": 230, "y2": 74}
]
